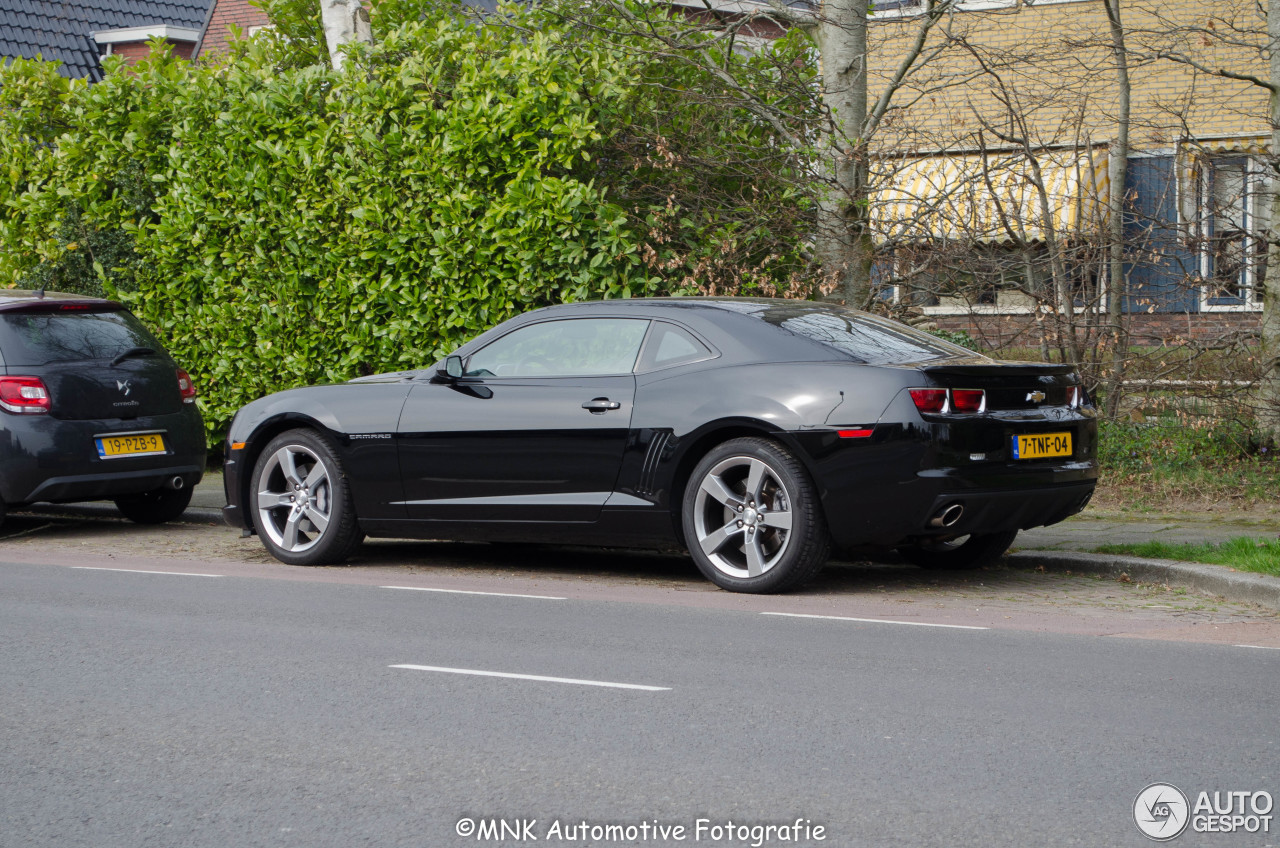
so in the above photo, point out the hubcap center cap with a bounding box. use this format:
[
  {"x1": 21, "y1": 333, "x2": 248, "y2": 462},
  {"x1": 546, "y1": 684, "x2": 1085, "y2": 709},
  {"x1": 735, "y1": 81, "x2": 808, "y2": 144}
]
[{"x1": 743, "y1": 508, "x2": 759, "y2": 526}]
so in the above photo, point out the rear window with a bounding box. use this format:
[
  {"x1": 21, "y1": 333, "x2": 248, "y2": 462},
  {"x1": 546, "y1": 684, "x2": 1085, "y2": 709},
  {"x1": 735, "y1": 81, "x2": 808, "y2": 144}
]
[
  {"x1": 703, "y1": 300, "x2": 973, "y2": 364},
  {"x1": 0, "y1": 309, "x2": 164, "y2": 366}
]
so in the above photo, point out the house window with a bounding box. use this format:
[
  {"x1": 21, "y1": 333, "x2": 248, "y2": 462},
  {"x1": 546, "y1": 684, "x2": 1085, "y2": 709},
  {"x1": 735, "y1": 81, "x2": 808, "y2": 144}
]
[
  {"x1": 955, "y1": 0, "x2": 1017, "y2": 10},
  {"x1": 870, "y1": 0, "x2": 1017, "y2": 16},
  {"x1": 1193, "y1": 156, "x2": 1268, "y2": 311},
  {"x1": 869, "y1": 0, "x2": 927, "y2": 17}
]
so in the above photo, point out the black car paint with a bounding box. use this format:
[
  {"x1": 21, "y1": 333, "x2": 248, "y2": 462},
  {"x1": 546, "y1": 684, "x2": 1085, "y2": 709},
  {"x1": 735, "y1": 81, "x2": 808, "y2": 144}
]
[
  {"x1": 0, "y1": 291, "x2": 205, "y2": 508},
  {"x1": 223, "y1": 298, "x2": 1098, "y2": 555}
]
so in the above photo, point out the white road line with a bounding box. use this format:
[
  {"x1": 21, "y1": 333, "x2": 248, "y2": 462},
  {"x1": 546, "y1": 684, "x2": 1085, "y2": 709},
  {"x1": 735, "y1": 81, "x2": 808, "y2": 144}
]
[
  {"x1": 761, "y1": 611, "x2": 989, "y2": 631},
  {"x1": 390, "y1": 664, "x2": 670, "y2": 691},
  {"x1": 72, "y1": 567, "x2": 222, "y2": 578},
  {"x1": 1234, "y1": 644, "x2": 1280, "y2": 651},
  {"x1": 382, "y1": 586, "x2": 565, "y2": 600}
]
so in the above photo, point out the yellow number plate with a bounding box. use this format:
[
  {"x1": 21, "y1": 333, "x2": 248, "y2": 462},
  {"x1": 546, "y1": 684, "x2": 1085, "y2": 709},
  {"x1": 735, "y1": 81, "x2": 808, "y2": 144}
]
[
  {"x1": 1012, "y1": 432, "x2": 1072, "y2": 460},
  {"x1": 97, "y1": 433, "x2": 167, "y2": 459}
]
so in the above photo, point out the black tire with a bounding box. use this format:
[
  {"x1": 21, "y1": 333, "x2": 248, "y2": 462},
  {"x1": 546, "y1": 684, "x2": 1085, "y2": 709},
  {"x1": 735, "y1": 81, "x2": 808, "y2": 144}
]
[
  {"x1": 114, "y1": 486, "x2": 193, "y2": 525},
  {"x1": 898, "y1": 529, "x2": 1019, "y2": 570},
  {"x1": 682, "y1": 437, "x2": 829, "y2": 593},
  {"x1": 250, "y1": 429, "x2": 363, "y2": 565}
]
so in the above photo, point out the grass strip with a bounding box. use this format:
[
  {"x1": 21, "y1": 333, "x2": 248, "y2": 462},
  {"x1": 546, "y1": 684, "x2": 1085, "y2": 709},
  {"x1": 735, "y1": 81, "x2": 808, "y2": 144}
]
[{"x1": 1095, "y1": 537, "x2": 1280, "y2": 577}]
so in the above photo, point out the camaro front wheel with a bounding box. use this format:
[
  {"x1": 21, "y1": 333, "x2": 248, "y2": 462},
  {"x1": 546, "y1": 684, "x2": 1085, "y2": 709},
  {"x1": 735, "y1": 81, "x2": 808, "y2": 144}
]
[
  {"x1": 897, "y1": 529, "x2": 1018, "y2": 570},
  {"x1": 250, "y1": 429, "x2": 362, "y2": 565},
  {"x1": 683, "y1": 437, "x2": 829, "y2": 593}
]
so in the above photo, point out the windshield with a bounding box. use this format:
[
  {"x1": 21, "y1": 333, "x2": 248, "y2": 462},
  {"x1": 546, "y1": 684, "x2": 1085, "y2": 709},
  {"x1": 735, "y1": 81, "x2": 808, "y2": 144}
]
[{"x1": 0, "y1": 309, "x2": 165, "y2": 366}]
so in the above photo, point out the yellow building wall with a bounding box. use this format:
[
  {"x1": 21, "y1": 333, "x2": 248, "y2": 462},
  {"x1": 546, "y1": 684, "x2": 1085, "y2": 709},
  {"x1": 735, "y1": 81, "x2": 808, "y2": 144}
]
[{"x1": 865, "y1": 0, "x2": 1268, "y2": 152}]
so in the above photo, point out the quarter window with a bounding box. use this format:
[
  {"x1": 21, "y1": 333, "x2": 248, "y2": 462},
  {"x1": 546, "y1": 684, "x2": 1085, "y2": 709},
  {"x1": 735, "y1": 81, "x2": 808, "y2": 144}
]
[
  {"x1": 636, "y1": 322, "x2": 713, "y2": 372},
  {"x1": 464, "y1": 318, "x2": 650, "y2": 378}
]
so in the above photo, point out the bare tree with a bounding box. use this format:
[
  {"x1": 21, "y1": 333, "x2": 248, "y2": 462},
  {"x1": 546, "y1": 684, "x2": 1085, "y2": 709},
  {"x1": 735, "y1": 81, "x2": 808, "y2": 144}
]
[{"x1": 1101, "y1": 0, "x2": 1131, "y2": 417}]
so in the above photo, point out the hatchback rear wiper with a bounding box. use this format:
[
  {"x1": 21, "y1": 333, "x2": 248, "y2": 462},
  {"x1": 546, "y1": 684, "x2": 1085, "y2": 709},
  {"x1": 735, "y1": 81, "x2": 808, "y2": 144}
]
[{"x1": 110, "y1": 346, "x2": 157, "y2": 366}]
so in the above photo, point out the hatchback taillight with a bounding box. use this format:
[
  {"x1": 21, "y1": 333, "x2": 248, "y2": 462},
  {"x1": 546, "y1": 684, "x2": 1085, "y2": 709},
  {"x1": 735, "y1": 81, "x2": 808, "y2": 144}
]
[
  {"x1": 909, "y1": 388, "x2": 986, "y2": 416},
  {"x1": 177, "y1": 368, "x2": 197, "y2": 403},
  {"x1": 0, "y1": 376, "x2": 51, "y2": 414}
]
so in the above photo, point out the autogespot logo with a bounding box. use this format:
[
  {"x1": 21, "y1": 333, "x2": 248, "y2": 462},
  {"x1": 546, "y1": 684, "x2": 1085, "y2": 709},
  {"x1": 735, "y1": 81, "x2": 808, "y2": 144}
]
[{"x1": 1135, "y1": 783, "x2": 1191, "y2": 841}]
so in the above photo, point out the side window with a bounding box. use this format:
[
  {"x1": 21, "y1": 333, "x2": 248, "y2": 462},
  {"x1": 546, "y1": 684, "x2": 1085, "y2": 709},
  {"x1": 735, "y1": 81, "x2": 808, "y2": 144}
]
[
  {"x1": 464, "y1": 318, "x2": 650, "y2": 378},
  {"x1": 636, "y1": 322, "x2": 713, "y2": 372}
]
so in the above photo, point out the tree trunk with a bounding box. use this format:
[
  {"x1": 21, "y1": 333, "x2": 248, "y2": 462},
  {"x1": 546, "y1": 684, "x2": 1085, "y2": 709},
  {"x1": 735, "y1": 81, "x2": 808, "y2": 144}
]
[
  {"x1": 1263, "y1": 0, "x2": 1280, "y2": 442},
  {"x1": 1102, "y1": 0, "x2": 1130, "y2": 417},
  {"x1": 813, "y1": 0, "x2": 873, "y2": 306},
  {"x1": 321, "y1": 0, "x2": 373, "y2": 71}
]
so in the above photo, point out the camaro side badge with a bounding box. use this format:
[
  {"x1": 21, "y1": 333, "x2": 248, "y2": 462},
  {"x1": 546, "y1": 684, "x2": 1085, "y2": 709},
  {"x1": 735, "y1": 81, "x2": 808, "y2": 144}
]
[
  {"x1": 1026, "y1": 391, "x2": 1046, "y2": 403},
  {"x1": 117, "y1": 379, "x2": 132, "y2": 396}
]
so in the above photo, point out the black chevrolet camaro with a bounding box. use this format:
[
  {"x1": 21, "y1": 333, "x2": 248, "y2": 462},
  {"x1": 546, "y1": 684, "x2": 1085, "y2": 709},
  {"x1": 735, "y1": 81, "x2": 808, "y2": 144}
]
[{"x1": 223, "y1": 298, "x2": 1097, "y2": 593}]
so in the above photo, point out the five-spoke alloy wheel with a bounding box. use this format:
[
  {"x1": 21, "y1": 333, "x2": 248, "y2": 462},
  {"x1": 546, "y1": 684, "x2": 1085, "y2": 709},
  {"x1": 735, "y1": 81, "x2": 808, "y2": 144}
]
[
  {"x1": 683, "y1": 437, "x2": 829, "y2": 593},
  {"x1": 251, "y1": 429, "x2": 362, "y2": 565}
]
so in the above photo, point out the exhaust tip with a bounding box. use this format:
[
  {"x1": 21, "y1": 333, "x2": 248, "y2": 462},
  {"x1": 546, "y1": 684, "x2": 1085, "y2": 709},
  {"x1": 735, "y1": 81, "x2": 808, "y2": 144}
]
[
  {"x1": 928, "y1": 503, "x2": 964, "y2": 528},
  {"x1": 167, "y1": 476, "x2": 186, "y2": 491}
]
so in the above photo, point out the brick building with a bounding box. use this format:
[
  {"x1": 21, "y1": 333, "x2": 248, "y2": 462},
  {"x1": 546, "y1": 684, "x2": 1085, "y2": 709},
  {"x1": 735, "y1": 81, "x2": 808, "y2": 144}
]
[
  {"x1": 0, "y1": 0, "x2": 211, "y2": 79},
  {"x1": 861, "y1": 0, "x2": 1269, "y2": 346},
  {"x1": 191, "y1": 0, "x2": 270, "y2": 60}
]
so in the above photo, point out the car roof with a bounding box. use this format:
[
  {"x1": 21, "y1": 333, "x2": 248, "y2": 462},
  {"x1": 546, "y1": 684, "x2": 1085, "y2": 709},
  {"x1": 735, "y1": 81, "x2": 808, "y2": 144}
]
[{"x1": 0, "y1": 290, "x2": 124, "y2": 313}]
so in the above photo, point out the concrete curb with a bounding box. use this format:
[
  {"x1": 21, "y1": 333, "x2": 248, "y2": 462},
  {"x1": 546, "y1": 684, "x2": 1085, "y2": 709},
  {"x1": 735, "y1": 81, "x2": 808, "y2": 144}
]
[{"x1": 1007, "y1": 550, "x2": 1280, "y2": 612}]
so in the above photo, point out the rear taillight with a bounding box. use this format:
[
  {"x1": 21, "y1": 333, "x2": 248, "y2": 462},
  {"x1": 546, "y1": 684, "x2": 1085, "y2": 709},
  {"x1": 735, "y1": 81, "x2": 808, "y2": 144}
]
[
  {"x1": 951, "y1": 389, "x2": 986, "y2": 414},
  {"x1": 909, "y1": 388, "x2": 948, "y2": 414},
  {"x1": 909, "y1": 388, "x2": 986, "y2": 416},
  {"x1": 906, "y1": 389, "x2": 983, "y2": 417},
  {"x1": 177, "y1": 368, "x2": 197, "y2": 403},
  {"x1": 1068, "y1": 386, "x2": 1088, "y2": 409},
  {"x1": 0, "y1": 376, "x2": 51, "y2": 414}
]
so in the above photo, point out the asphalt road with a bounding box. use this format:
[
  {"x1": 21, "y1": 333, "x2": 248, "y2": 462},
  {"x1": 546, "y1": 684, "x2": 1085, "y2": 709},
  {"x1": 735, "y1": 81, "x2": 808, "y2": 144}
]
[{"x1": 2, "y1": 543, "x2": 1278, "y2": 848}]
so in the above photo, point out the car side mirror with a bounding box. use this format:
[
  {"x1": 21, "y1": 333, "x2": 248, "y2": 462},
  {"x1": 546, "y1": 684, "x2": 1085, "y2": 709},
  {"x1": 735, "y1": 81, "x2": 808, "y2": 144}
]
[{"x1": 435, "y1": 354, "x2": 464, "y2": 382}]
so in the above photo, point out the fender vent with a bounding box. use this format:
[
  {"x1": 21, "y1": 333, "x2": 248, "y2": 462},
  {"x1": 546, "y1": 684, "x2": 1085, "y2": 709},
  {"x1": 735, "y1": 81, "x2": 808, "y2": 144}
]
[{"x1": 637, "y1": 429, "x2": 673, "y2": 497}]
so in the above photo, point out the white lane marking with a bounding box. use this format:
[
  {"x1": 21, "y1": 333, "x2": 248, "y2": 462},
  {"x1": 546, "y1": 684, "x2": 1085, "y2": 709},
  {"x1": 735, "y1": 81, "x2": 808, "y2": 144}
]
[
  {"x1": 761, "y1": 611, "x2": 989, "y2": 631},
  {"x1": 72, "y1": 567, "x2": 222, "y2": 578},
  {"x1": 390, "y1": 664, "x2": 670, "y2": 691},
  {"x1": 1235, "y1": 644, "x2": 1280, "y2": 651},
  {"x1": 382, "y1": 586, "x2": 565, "y2": 600}
]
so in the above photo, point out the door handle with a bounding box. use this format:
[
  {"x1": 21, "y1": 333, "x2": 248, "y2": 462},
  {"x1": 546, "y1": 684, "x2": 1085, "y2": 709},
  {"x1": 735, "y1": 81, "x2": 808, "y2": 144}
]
[{"x1": 582, "y1": 398, "x2": 622, "y2": 413}]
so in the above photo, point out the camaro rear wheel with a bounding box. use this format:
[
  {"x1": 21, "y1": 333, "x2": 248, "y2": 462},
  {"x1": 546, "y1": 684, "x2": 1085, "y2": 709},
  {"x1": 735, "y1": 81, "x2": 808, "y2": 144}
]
[
  {"x1": 114, "y1": 486, "x2": 192, "y2": 525},
  {"x1": 683, "y1": 437, "x2": 829, "y2": 593},
  {"x1": 897, "y1": 529, "x2": 1018, "y2": 570},
  {"x1": 251, "y1": 429, "x2": 362, "y2": 565}
]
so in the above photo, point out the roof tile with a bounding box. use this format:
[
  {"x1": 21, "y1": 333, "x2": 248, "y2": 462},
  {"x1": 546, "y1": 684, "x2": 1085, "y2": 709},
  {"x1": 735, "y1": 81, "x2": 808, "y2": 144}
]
[{"x1": 0, "y1": 0, "x2": 210, "y2": 77}]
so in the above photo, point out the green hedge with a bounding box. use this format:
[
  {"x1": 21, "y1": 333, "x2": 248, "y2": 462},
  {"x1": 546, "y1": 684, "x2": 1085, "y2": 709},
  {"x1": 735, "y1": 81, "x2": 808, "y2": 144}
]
[{"x1": 0, "y1": 7, "x2": 816, "y2": 445}]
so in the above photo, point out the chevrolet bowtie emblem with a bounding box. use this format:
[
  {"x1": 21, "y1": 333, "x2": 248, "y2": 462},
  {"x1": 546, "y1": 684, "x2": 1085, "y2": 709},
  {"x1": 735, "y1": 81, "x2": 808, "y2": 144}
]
[{"x1": 1026, "y1": 391, "x2": 1046, "y2": 403}]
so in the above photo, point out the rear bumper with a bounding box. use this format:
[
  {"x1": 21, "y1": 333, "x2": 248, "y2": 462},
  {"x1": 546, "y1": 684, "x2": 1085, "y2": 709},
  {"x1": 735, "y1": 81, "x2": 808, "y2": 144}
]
[
  {"x1": 793, "y1": 423, "x2": 1098, "y2": 550},
  {"x1": 0, "y1": 409, "x2": 205, "y2": 505}
]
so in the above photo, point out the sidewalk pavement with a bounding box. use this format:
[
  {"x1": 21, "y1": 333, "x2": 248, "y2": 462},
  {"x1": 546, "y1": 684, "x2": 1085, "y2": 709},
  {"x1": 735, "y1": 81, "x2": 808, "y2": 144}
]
[{"x1": 31, "y1": 471, "x2": 1280, "y2": 611}]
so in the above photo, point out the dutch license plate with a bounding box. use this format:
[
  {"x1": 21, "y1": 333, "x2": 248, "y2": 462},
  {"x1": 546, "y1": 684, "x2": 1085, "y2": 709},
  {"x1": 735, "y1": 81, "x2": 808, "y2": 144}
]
[
  {"x1": 1012, "y1": 432, "x2": 1072, "y2": 460},
  {"x1": 96, "y1": 433, "x2": 167, "y2": 459}
]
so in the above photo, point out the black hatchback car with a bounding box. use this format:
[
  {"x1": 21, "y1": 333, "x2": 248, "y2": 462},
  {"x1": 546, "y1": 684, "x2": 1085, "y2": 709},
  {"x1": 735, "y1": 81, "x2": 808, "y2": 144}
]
[{"x1": 0, "y1": 290, "x2": 205, "y2": 527}]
